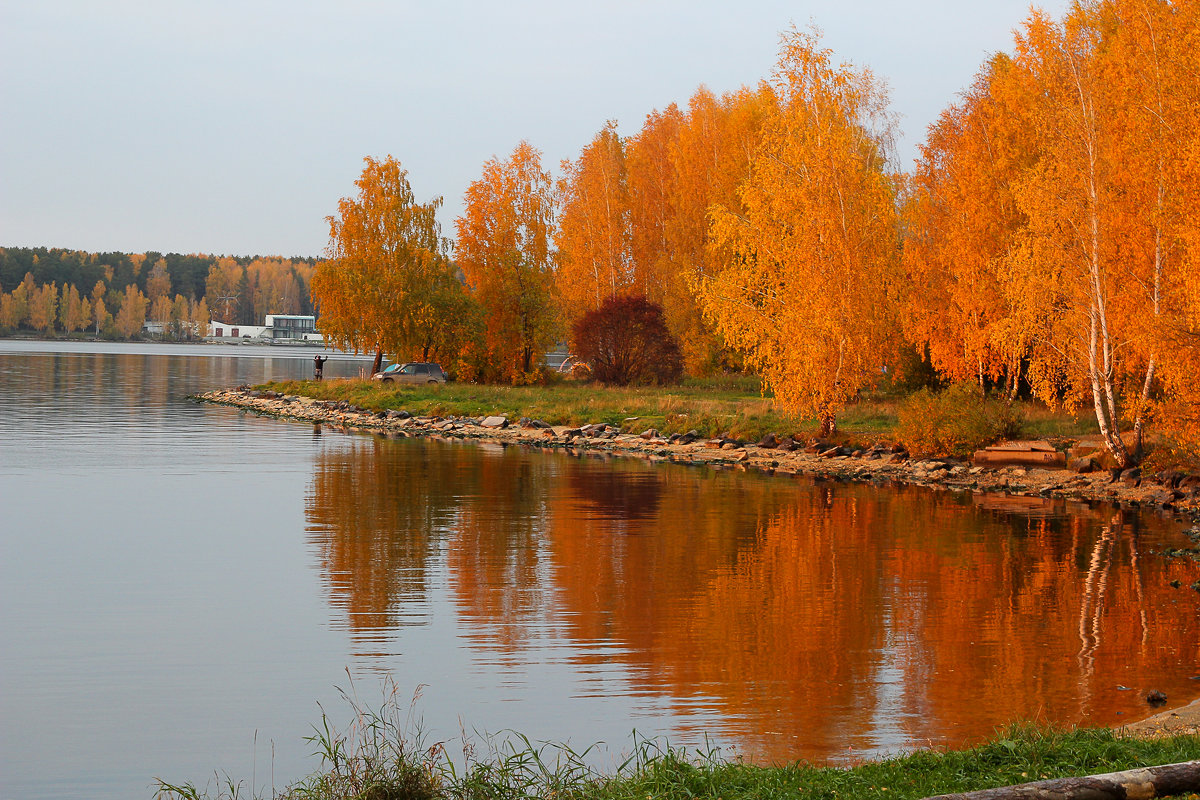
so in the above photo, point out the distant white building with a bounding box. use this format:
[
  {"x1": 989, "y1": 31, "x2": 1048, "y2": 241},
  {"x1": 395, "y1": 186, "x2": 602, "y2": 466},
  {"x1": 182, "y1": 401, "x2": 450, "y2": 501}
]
[
  {"x1": 264, "y1": 314, "x2": 322, "y2": 341},
  {"x1": 207, "y1": 314, "x2": 322, "y2": 343},
  {"x1": 208, "y1": 320, "x2": 270, "y2": 340}
]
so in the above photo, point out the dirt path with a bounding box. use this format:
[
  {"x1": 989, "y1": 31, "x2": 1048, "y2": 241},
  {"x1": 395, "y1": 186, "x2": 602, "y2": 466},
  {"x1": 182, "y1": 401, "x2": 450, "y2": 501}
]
[{"x1": 1122, "y1": 697, "x2": 1200, "y2": 739}]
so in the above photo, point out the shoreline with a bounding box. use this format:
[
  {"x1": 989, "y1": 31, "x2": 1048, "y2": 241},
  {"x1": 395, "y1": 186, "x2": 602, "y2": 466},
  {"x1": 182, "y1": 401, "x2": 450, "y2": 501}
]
[{"x1": 199, "y1": 386, "x2": 1200, "y2": 528}]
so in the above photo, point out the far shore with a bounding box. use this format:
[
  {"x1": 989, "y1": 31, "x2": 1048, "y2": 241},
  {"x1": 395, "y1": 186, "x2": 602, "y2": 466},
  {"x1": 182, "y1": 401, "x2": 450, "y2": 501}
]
[{"x1": 199, "y1": 385, "x2": 1200, "y2": 528}]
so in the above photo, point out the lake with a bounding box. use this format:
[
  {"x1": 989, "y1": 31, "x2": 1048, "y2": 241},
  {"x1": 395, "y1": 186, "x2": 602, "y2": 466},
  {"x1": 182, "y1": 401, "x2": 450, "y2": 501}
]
[{"x1": 1, "y1": 340, "x2": 1197, "y2": 799}]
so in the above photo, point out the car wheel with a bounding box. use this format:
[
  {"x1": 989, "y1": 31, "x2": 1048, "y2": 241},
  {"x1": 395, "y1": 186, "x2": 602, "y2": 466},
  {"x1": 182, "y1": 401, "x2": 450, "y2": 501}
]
[
  {"x1": 383, "y1": 377, "x2": 393, "y2": 384},
  {"x1": 427, "y1": 379, "x2": 438, "y2": 384}
]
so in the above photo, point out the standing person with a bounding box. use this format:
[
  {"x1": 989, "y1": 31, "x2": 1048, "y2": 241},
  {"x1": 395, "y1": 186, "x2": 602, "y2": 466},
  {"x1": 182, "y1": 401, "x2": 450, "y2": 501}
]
[{"x1": 313, "y1": 354, "x2": 328, "y2": 380}]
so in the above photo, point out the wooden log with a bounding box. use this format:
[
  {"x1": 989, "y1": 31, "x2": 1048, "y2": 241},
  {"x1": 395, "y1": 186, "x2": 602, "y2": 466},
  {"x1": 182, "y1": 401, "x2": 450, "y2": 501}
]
[{"x1": 922, "y1": 760, "x2": 1200, "y2": 800}]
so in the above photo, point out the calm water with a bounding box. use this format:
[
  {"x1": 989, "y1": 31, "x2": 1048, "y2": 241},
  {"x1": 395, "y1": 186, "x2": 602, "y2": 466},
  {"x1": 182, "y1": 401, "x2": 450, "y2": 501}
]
[{"x1": 1, "y1": 341, "x2": 1198, "y2": 799}]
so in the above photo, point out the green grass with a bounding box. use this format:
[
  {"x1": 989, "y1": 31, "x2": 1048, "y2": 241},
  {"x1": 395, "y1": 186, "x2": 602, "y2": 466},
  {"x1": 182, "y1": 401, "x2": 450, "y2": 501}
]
[
  {"x1": 156, "y1": 686, "x2": 1200, "y2": 800},
  {"x1": 256, "y1": 377, "x2": 1110, "y2": 452}
]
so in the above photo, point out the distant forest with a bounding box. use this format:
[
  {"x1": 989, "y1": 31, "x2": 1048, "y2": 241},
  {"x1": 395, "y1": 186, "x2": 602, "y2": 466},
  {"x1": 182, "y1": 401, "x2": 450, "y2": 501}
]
[{"x1": 0, "y1": 246, "x2": 319, "y2": 337}]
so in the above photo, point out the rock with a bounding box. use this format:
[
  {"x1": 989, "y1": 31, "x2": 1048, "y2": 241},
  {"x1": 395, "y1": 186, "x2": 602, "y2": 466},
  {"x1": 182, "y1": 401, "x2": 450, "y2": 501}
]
[
  {"x1": 639, "y1": 428, "x2": 660, "y2": 440},
  {"x1": 1120, "y1": 466, "x2": 1142, "y2": 487},
  {"x1": 480, "y1": 415, "x2": 508, "y2": 428},
  {"x1": 1153, "y1": 469, "x2": 1184, "y2": 488},
  {"x1": 531, "y1": 419, "x2": 552, "y2": 429},
  {"x1": 757, "y1": 433, "x2": 779, "y2": 449},
  {"x1": 776, "y1": 437, "x2": 798, "y2": 452},
  {"x1": 721, "y1": 442, "x2": 738, "y2": 451},
  {"x1": 819, "y1": 447, "x2": 841, "y2": 458},
  {"x1": 1070, "y1": 455, "x2": 1098, "y2": 473},
  {"x1": 1146, "y1": 690, "x2": 1168, "y2": 706}
]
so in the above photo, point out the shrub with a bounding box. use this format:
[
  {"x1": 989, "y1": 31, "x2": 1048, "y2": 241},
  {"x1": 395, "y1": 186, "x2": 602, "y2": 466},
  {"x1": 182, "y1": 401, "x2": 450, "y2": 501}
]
[
  {"x1": 896, "y1": 382, "x2": 1024, "y2": 459},
  {"x1": 571, "y1": 295, "x2": 683, "y2": 385}
]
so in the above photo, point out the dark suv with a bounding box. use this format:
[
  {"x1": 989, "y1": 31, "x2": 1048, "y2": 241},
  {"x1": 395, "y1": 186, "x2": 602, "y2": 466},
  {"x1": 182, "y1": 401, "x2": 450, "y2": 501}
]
[{"x1": 371, "y1": 362, "x2": 447, "y2": 384}]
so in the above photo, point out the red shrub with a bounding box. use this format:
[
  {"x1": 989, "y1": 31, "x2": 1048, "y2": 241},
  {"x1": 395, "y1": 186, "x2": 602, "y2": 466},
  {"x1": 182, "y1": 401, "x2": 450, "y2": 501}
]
[{"x1": 571, "y1": 295, "x2": 683, "y2": 385}]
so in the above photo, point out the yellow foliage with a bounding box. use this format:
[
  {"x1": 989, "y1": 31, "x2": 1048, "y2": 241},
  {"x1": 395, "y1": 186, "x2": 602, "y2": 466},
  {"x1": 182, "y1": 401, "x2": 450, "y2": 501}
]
[
  {"x1": 454, "y1": 141, "x2": 559, "y2": 383},
  {"x1": 313, "y1": 155, "x2": 463, "y2": 367},
  {"x1": 701, "y1": 27, "x2": 901, "y2": 434}
]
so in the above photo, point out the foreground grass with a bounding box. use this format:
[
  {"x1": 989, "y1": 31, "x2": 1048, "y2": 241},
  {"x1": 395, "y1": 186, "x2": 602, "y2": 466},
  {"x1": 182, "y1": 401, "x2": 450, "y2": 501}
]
[
  {"x1": 157, "y1": 706, "x2": 1200, "y2": 800},
  {"x1": 257, "y1": 376, "x2": 1098, "y2": 446}
]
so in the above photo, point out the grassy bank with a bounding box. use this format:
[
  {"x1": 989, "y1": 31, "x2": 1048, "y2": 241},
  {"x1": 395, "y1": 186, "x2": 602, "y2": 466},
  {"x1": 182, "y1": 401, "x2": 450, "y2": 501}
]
[
  {"x1": 157, "y1": 714, "x2": 1200, "y2": 800},
  {"x1": 257, "y1": 377, "x2": 1101, "y2": 447}
]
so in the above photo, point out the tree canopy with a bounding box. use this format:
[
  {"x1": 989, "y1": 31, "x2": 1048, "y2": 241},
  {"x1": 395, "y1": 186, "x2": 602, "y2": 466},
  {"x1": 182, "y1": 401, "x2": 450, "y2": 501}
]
[{"x1": 312, "y1": 155, "x2": 463, "y2": 373}]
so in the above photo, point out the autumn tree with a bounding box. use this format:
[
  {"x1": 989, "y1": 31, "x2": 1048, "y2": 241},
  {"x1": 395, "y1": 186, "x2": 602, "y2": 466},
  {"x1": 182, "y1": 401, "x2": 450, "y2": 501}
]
[
  {"x1": 114, "y1": 284, "x2": 148, "y2": 338},
  {"x1": 701, "y1": 28, "x2": 901, "y2": 437},
  {"x1": 1100, "y1": 0, "x2": 1200, "y2": 457},
  {"x1": 1001, "y1": 0, "x2": 1198, "y2": 466},
  {"x1": 205, "y1": 258, "x2": 243, "y2": 322},
  {"x1": 28, "y1": 282, "x2": 58, "y2": 333},
  {"x1": 9, "y1": 273, "x2": 36, "y2": 328},
  {"x1": 91, "y1": 280, "x2": 108, "y2": 336},
  {"x1": 555, "y1": 121, "x2": 633, "y2": 322},
  {"x1": 902, "y1": 52, "x2": 1034, "y2": 395},
  {"x1": 149, "y1": 294, "x2": 173, "y2": 336},
  {"x1": 146, "y1": 258, "x2": 171, "y2": 302},
  {"x1": 188, "y1": 296, "x2": 210, "y2": 340},
  {"x1": 313, "y1": 155, "x2": 461, "y2": 374},
  {"x1": 572, "y1": 295, "x2": 682, "y2": 385},
  {"x1": 455, "y1": 141, "x2": 559, "y2": 383},
  {"x1": 0, "y1": 287, "x2": 14, "y2": 330},
  {"x1": 625, "y1": 85, "x2": 775, "y2": 373},
  {"x1": 59, "y1": 283, "x2": 92, "y2": 334}
]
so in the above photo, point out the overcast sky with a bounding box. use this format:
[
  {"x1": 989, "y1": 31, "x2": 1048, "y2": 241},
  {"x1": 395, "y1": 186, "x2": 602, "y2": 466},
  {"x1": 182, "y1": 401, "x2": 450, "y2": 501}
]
[{"x1": 0, "y1": 0, "x2": 1068, "y2": 259}]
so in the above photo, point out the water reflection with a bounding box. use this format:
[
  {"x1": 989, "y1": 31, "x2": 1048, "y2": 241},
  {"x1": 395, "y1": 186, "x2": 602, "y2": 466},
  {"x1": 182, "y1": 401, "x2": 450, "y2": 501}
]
[{"x1": 305, "y1": 437, "x2": 1200, "y2": 763}]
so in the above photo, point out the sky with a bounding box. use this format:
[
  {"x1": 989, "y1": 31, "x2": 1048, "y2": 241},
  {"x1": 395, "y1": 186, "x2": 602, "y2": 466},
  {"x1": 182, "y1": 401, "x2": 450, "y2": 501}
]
[{"x1": 0, "y1": 0, "x2": 1069, "y2": 260}]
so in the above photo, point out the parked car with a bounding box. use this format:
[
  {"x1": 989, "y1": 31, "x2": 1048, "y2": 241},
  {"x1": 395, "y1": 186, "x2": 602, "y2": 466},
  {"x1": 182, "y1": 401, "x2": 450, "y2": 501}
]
[{"x1": 371, "y1": 362, "x2": 447, "y2": 384}]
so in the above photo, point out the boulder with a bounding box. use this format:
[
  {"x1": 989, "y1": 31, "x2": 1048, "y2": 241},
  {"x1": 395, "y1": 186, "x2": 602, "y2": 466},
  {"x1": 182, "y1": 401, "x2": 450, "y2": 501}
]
[
  {"x1": 757, "y1": 433, "x2": 779, "y2": 449},
  {"x1": 1070, "y1": 455, "x2": 1098, "y2": 473},
  {"x1": 480, "y1": 415, "x2": 508, "y2": 428},
  {"x1": 639, "y1": 428, "x2": 660, "y2": 440},
  {"x1": 1120, "y1": 466, "x2": 1142, "y2": 487}
]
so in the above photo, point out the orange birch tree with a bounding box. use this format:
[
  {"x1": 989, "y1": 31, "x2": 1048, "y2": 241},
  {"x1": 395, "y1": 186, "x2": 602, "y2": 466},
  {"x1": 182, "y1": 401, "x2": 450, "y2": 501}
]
[
  {"x1": 625, "y1": 86, "x2": 774, "y2": 373},
  {"x1": 312, "y1": 155, "x2": 457, "y2": 374},
  {"x1": 555, "y1": 121, "x2": 632, "y2": 323},
  {"x1": 902, "y1": 53, "x2": 1035, "y2": 394},
  {"x1": 702, "y1": 28, "x2": 901, "y2": 436},
  {"x1": 455, "y1": 141, "x2": 558, "y2": 383},
  {"x1": 1006, "y1": 0, "x2": 1196, "y2": 466}
]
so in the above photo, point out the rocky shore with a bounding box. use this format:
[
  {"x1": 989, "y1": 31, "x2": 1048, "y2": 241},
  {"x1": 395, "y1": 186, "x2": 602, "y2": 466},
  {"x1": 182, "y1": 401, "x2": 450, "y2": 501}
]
[{"x1": 201, "y1": 386, "x2": 1200, "y2": 532}]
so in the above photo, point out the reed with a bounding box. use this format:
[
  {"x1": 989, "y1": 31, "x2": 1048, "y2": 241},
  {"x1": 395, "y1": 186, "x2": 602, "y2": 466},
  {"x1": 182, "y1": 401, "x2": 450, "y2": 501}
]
[{"x1": 156, "y1": 686, "x2": 1200, "y2": 800}]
